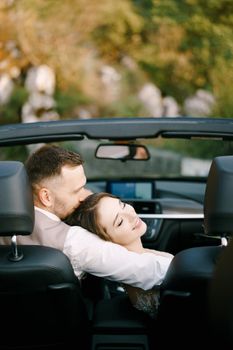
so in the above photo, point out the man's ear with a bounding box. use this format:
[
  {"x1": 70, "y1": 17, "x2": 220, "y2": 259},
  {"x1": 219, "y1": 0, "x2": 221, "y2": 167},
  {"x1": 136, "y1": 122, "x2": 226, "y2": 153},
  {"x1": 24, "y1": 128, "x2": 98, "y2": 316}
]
[{"x1": 38, "y1": 187, "x2": 53, "y2": 207}]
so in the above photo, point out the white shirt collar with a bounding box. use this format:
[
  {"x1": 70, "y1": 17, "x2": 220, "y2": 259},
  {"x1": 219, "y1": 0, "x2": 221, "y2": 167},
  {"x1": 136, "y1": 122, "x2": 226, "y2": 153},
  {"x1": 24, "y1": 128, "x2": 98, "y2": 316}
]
[{"x1": 35, "y1": 206, "x2": 60, "y2": 222}]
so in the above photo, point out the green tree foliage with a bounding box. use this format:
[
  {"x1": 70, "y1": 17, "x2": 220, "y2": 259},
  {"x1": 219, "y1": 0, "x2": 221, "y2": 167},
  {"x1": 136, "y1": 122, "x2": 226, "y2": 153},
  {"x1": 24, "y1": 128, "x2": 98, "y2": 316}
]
[
  {"x1": 0, "y1": 0, "x2": 232, "y2": 119},
  {"x1": 54, "y1": 87, "x2": 91, "y2": 119},
  {"x1": 0, "y1": 86, "x2": 28, "y2": 125},
  {"x1": 132, "y1": 0, "x2": 233, "y2": 101}
]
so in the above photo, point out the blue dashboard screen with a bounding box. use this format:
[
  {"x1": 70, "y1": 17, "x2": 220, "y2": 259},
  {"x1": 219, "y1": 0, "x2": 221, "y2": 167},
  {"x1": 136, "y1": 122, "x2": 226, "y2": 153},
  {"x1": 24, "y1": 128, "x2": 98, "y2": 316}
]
[{"x1": 108, "y1": 181, "x2": 154, "y2": 200}]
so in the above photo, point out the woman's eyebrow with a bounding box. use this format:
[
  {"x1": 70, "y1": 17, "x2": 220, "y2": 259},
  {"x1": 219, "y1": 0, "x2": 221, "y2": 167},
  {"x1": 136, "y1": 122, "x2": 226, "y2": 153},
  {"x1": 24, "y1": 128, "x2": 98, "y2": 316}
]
[{"x1": 113, "y1": 199, "x2": 121, "y2": 226}]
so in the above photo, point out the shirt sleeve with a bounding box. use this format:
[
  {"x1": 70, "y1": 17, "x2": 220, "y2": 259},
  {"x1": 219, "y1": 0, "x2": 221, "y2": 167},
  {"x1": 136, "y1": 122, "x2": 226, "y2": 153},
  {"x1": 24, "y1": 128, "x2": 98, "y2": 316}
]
[{"x1": 63, "y1": 226, "x2": 173, "y2": 290}]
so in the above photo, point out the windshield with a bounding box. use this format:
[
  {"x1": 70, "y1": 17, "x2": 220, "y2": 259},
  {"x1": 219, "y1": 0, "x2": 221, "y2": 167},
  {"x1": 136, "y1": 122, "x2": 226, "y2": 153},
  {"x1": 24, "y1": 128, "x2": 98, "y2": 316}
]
[{"x1": 1, "y1": 137, "x2": 233, "y2": 179}]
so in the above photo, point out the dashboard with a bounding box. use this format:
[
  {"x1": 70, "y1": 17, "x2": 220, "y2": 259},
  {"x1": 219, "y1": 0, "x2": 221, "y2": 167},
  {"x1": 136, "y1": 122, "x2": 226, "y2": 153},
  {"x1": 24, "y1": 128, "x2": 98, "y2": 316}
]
[{"x1": 106, "y1": 180, "x2": 156, "y2": 200}]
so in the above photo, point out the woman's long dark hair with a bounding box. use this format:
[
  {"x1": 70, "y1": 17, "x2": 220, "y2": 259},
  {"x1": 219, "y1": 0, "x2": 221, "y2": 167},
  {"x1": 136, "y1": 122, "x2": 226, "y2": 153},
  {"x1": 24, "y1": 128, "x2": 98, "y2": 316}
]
[{"x1": 65, "y1": 192, "x2": 117, "y2": 241}]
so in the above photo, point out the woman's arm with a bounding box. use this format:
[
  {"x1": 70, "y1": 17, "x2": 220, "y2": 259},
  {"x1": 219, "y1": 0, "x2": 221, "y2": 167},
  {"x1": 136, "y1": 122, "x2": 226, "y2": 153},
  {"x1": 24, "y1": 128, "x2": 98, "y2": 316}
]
[
  {"x1": 144, "y1": 248, "x2": 174, "y2": 259},
  {"x1": 63, "y1": 226, "x2": 173, "y2": 290}
]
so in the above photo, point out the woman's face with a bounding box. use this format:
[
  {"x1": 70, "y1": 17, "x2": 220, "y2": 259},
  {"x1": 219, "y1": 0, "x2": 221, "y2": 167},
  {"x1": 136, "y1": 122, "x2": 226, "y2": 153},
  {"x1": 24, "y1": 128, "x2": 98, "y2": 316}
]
[{"x1": 97, "y1": 196, "x2": 147, "y2": 246}]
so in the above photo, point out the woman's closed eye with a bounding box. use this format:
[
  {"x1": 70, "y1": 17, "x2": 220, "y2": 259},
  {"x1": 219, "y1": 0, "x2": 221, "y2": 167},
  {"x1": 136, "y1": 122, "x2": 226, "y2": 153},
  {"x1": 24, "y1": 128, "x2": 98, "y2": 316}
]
[
  {"x1": 116, "y1": 201, "x2": 126, "y2": 227},
  {"x1": 117, "y1": 219, "x2": 123, "y2": 227}
]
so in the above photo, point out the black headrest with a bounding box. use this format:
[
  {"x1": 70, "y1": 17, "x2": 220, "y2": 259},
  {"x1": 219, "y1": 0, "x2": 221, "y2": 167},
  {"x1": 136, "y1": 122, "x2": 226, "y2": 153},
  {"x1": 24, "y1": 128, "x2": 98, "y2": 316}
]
[
  {"x1": 204, "y1": 155, "x2": 233, "y2": 236},
  {"x1": 0, "y1": 161, "x2": 34, "y2": 236}
]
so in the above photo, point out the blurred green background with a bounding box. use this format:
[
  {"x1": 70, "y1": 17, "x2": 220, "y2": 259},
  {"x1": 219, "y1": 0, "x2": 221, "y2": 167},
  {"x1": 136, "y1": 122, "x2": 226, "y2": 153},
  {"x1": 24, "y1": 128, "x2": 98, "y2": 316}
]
[{"x1": 0, "y1": 0, "x2": 232, "y2": 124}]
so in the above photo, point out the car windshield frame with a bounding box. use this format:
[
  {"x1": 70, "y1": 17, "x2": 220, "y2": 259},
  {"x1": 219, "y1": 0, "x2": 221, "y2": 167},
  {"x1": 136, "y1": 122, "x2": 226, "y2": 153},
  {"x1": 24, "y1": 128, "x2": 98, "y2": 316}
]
[{"x1": 1, "y1": 117, "x2": 233, "y2": 180}]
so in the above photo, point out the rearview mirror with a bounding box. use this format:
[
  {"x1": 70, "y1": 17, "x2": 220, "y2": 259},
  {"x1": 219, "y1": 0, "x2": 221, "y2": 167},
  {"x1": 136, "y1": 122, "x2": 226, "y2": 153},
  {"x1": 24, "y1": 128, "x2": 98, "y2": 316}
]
[{"x1": 95, "y1": 144, "x2": 150, "y2": 161}]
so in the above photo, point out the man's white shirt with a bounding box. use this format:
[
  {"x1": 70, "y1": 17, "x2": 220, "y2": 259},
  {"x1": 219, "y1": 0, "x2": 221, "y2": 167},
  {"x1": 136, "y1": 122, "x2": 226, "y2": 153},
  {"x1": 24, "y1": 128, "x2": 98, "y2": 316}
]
[{"x1": 36, "y1": 207, "x2": 173, "y2": 290}]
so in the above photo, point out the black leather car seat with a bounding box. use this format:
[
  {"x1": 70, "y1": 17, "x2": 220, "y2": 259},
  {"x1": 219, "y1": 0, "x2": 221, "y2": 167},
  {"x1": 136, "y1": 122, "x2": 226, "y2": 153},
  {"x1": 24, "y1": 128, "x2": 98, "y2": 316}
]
[
  {"x1": 0, "y1": 161, "x2": 90, "y2": 350},
  {"x1": 158, "y1": 155, "x2": 230, "y2": 347},
  {"x1": 207, "y1": 155, "x2": 233, "y2": 347}
]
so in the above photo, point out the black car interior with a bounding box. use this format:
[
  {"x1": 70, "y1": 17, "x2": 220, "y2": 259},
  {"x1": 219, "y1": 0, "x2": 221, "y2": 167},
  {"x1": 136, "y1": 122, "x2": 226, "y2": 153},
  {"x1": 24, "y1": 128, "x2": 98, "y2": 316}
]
[
  {"x1": 206, "y1": 156, "x2": 233, "y2": 348},
  {"x1": 1, "y1": 118, "x2": 233, "y2": 349},
  {"x1": 157, "y1": 155, "x2": 233, "y2": 347},
  {"x1": 0, "y1": 161, "x2": 91, "y2": 350},
  {"x1": 1, "y1": 156, "x2": 233, "y2": 349}
]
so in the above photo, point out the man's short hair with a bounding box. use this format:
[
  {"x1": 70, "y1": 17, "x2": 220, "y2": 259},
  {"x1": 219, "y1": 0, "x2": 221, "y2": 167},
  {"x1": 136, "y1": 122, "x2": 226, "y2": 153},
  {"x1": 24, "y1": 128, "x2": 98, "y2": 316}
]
[{"x1": 25, "y1": 144, "x2": 84, "y2": 190}]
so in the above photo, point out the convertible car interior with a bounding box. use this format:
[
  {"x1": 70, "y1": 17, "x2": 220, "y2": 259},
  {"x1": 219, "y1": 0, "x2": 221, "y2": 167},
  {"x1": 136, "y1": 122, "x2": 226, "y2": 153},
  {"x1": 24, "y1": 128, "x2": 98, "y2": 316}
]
[{"x1": 0, "y1": 116, "x2": 233, "y2": 349}]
